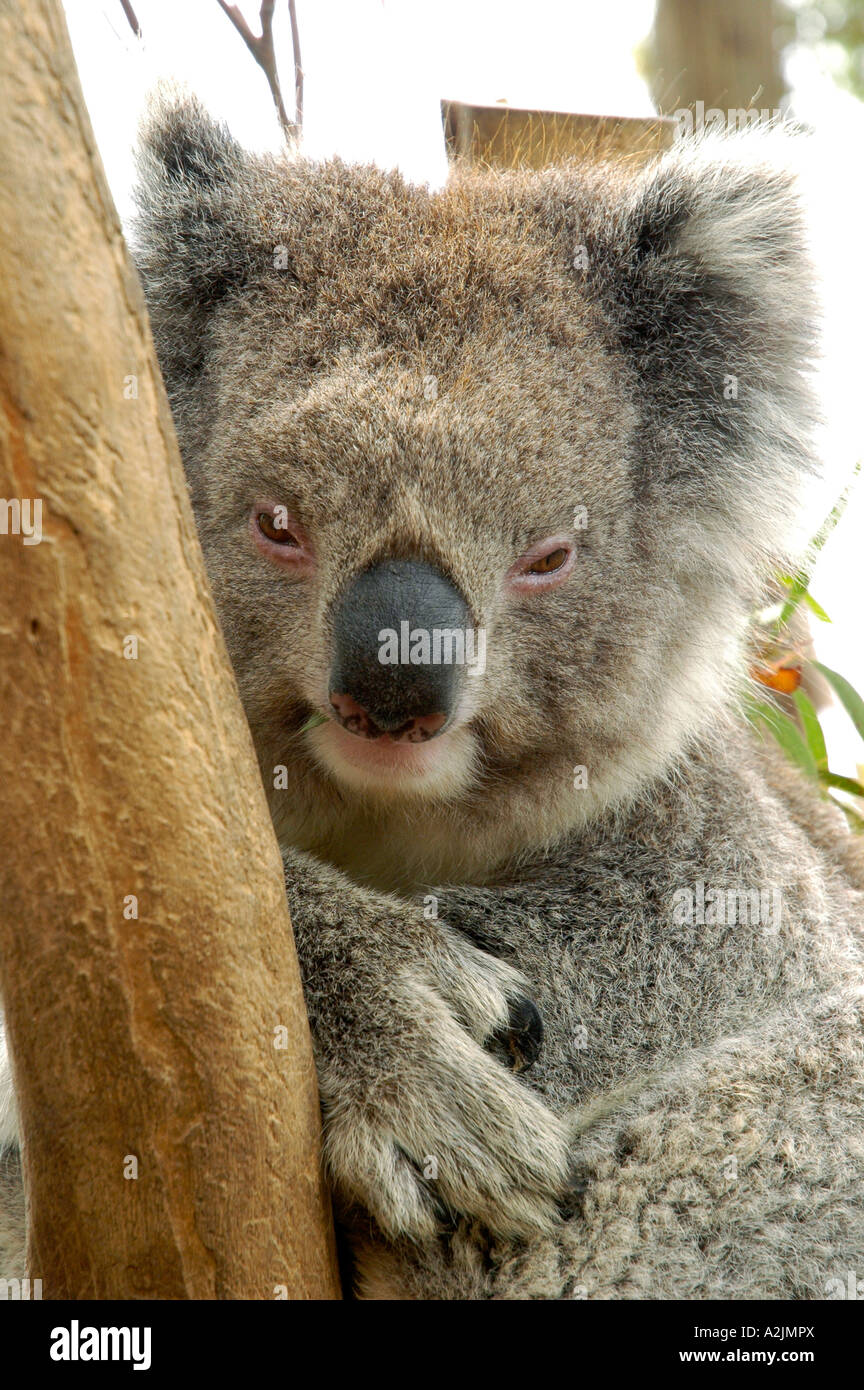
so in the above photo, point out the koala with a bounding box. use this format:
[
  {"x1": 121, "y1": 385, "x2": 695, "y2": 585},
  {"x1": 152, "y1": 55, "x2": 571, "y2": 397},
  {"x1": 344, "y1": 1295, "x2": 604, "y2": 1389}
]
[{"x1": 1, "y1": 92, "x2": 863, "y2": 1299}]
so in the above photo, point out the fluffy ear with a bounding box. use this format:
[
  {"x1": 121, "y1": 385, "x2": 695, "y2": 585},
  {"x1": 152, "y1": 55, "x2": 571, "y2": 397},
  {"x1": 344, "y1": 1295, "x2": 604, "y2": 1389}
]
[
  {"x1": 576, "y1": 136, "x2": 821, "y2": 554},
  {"x1": 132, "y1": 87, "x2": 252, "y2": 394}
]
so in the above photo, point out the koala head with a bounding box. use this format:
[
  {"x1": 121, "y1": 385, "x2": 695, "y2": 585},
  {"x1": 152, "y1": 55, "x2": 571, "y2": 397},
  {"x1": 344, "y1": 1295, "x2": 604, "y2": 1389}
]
[{"x1": 134, "y1": 94, "x2": 819, "y2": 889}]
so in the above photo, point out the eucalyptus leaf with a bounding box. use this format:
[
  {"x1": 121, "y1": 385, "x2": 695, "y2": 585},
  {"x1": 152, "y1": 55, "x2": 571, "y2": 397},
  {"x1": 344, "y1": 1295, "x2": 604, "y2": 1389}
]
[
  {"x1": 813, "y1": 662, "x2": 864, "y2": 744},
  {"x1": 775, "y1": 460, "x2": 861, "y2": 631},
  {"x1": 792, "y1": 689, "x2": 828, "y2": 771},
  {"x1": 299, "y1": 713, "x2": 328, "y2": 733},
  {"x1": 744, "y1": 693, "x2": 819, "y2": 781},
  {"x1": 801, "y1": 591, "x2": 831, "y2": 624},
  {"x1": 819, "y1": 770, "x2": 864, "y2": 799}
]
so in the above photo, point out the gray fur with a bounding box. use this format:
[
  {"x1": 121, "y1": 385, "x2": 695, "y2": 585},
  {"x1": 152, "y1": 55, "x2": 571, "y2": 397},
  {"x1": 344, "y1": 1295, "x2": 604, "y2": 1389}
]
[{"x1": 2, "y1": 91, "x2": 862, "y2": 1299}]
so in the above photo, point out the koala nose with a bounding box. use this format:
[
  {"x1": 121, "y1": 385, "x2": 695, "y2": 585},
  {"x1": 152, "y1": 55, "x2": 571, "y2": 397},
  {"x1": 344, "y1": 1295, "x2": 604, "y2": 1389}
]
[{"x1": 328, "y1": 559, "x2": 471, "y2": 740}]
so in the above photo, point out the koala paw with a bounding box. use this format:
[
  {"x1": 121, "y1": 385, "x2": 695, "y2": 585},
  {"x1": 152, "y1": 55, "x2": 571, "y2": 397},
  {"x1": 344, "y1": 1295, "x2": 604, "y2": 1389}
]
[{"x1": 319, "y1": 933, "x2": 572, "y2": 1242}]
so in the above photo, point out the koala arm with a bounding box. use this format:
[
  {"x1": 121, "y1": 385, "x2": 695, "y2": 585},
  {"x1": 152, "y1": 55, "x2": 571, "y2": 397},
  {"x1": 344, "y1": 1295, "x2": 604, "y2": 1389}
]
[
  {"x1": 281, "y1": 846, "x2": 572, "y2": 1241},
  {"x1": 356, "y1": 1002, "x2": 864, "y2": 1301}
]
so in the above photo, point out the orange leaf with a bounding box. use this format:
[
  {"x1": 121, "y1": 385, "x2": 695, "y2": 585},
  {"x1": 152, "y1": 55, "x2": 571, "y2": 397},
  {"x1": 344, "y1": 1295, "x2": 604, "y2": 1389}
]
[{"x1": 751, "y1": 664, "x2": 802, "y2": 694}]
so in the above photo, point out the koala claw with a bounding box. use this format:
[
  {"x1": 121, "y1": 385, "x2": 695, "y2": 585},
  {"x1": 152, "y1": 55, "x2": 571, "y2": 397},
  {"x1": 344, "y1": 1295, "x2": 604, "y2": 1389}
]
[
  {"x1": 319, "y1": 942, "x2": 571, "y2": 1244},
  {"x1": 490, "y1": 995, "x2": 544, "y2": 1073}
]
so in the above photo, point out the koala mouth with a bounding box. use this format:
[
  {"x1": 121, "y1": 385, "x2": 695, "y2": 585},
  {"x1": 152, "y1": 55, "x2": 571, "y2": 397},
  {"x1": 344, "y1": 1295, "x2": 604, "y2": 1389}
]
[
  {"x1": 305, "y1": 710, "x2": 477, "y2": 800},
  {"x1": 319, "y1": 717, "x2": 451, "y2": 771},
  {"x1": 329, "y1": 692, "x2": 447, "y2": 744}
]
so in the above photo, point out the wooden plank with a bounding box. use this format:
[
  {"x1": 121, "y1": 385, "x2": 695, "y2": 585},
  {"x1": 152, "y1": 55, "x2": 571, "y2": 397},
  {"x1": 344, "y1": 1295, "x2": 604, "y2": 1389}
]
[{"x1": 442, "y1": 100, "x2": 677, "y2": 170}]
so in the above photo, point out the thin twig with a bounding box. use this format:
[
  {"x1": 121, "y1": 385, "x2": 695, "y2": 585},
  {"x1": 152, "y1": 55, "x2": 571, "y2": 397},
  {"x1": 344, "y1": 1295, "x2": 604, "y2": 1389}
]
[
  {"x1": 119, "y1": 0, "x2": 142, "y2": 39},
  {"x1": 217, "y1": 0, "x2": 301, "y2": 146},
  {"x1": 287, "y1": 0, "x2": 303, "y2": 136}
]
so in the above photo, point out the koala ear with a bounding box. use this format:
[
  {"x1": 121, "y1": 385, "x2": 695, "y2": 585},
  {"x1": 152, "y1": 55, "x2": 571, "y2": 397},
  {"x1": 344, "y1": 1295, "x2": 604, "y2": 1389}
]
[
  {"x1": 132, "y1": 87, "x2": 252, "y2": 393},
  {"x1": 579, "y1": 136, "x2": 820, "y2": 544}
]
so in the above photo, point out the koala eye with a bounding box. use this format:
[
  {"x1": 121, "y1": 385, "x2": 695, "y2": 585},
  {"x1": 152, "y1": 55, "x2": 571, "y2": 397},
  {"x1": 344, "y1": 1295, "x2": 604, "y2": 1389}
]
[
  {"x1": 527, "y1": 547, "x2": 568, "y2": 575},
  {"x1": 258, "y1": 510, "x2": 297, "y2": 545},
  {"x1": 507, "y1": 536, "x2": 575, "y2": 594},
  {"x1": 250, "y1": 503, "x2": 315, "y2": 573}
]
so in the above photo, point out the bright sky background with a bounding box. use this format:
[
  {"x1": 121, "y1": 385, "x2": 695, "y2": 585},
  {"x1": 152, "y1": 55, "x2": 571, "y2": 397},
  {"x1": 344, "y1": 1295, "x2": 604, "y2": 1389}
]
[{"x1": 63, "y1": 0, "x2": 864, "y2": 779}]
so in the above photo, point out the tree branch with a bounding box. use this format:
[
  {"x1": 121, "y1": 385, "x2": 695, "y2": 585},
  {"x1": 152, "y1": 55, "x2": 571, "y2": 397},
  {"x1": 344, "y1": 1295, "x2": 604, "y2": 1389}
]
[
  {"x1": 287, "y1": 0, "x2": 303, "y2": 138},
  {"x1": 217, "y1": 0, "x2": 301, "y2": 146},
  {"x1": 119, "y1": 0, "x2": 142, "y2": 39}
]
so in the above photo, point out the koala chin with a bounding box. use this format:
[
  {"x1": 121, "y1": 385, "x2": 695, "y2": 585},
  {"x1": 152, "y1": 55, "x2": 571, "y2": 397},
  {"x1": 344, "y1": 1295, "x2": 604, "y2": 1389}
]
[
  {"x1": 308, "y1": 718, "x2": 480, "y2": 802},
  {"x1": 2, "y1": 91, "x2": 863, "y2": 1302}
]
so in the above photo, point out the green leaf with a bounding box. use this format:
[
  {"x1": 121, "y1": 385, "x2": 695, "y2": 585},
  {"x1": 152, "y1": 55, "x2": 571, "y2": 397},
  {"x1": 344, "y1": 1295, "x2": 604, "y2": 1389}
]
[
  {"x1": 801, "y1": 591, "x2": 831, "y2": 624},
  {"x1": 744, "y1": 693, "x2": 819, "y2": 781},
  {"x1": 813, "y1": 662, "x2": 864, "y2": 744},
  {"x1": 777, "y1": 573, "x2": 810, "y2": 630},
  {"x1": 819, "y1": 770, "x2": 864, "y2": 799},
  {"x1": 792, "y1": 689, "x2": 828, "y2": 771},
  {"x1": 835, "y1": 800, "x2": 864, "y2": 832},
  {"x1": 776, "y1": 574, "x2": 809, "y2": 631},
  {"x1": 775, "y1": 460, "x2": 861, "y2": 630},
  {"x1": 299, "y1": 713, "x2": 328, "y2": 733}
]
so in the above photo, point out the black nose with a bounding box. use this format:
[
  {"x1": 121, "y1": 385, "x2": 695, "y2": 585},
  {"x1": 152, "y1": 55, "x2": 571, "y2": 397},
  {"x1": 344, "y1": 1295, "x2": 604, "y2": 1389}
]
[{"x1": 328, "y1": 560, "x2": 471, "y2": 740}]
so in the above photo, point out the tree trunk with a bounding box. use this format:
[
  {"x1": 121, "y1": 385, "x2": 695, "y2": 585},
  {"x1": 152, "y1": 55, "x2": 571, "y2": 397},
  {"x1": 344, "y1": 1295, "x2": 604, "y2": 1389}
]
[
  {"x1": 0, "y1": 0, "x2": 340, "y2": 1300},
  {"x1": 647, "y1": 0, "x2": 785, "y2": 114}
]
